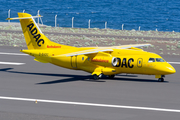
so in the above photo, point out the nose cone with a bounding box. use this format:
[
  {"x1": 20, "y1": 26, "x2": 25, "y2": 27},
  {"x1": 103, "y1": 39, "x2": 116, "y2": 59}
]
[
  {"x1": 165, "y1": 65, "x2": 176, "y2": 74},
  {"x1": 155, "y1": 63, "x2": 176, "y2": 75}
]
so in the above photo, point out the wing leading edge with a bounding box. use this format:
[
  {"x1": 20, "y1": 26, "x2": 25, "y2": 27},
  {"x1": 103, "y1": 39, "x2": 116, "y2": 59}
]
[
  {"x1": 55, "y1": 44, "x2": 151, "y2": 57},
  {"x1": 112, "y1": 43, "x2": 151, "y2": 49}
]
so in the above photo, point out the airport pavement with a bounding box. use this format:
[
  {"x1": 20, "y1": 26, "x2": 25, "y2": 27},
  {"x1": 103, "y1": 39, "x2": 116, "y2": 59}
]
[{"x1": 0, "y1": 46, "x2": 180, "y2": 120}]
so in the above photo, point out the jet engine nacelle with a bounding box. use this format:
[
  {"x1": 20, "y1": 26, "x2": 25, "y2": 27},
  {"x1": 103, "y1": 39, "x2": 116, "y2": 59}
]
[{"x1": 91, "y1": 56, "x2": 118, "y2": 67}]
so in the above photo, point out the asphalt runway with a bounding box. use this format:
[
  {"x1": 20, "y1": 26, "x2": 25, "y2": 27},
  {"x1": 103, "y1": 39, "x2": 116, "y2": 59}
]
[{"x1": 0, "y1": 46, "x2": 180, "y2": 120}]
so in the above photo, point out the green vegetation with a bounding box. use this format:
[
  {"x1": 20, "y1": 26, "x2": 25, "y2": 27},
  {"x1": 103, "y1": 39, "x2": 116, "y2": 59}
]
[
  {"x1": 159, "y1": 48, "x2": 163, "y2": 51},
  {"x1": 166, "y1": 45, "x2": 170, "y2": 48}
]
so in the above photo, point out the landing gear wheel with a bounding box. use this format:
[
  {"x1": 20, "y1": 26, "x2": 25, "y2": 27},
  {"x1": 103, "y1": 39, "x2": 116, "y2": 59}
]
[
  {"x1": 93, "y1": 73, "x2": 103, "y2": 80},
  {"x1": 158, "y1": 78, "x2": 164, "y2": 82},
  {"x1": 93, "y1": 74, "x2": 99, "y2": 80},
  {"x1": 108, "y1": 75, "x2": 115, "y2": 79}
]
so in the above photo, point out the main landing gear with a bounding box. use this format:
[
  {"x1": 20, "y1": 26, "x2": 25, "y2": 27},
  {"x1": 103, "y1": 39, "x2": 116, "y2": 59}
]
[
  {"x1": 158, "y1": 75, "x2": 165, "y2": 82},
  {"x1": 93, "y1": 74, "x2": 103, "y2": 80},
  {"x1": 93, "y1": 74, "x2": 115, "y2": 80}
]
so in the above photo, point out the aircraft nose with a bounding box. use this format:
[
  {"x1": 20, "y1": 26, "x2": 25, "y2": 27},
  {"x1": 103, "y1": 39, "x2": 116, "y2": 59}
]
[{"x1": 165, "y1": 66, "x2": 176, "y2": 74}]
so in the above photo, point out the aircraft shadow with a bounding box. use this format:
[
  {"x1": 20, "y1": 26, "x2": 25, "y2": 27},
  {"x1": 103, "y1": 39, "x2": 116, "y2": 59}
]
[
  {"x1": 0, "y1": 68, "x2": 105, "y2": 84},
  {"x1": 107, "y1": 77, "x2": 160, "y2": 83},
  {"x1": 0, "y1": 68, "x2": 168, "y2": 84},
  {"x1": 117, "y1": 74, "x2": 138, "y2": 77},
  {"x1": 36, "y1": 75, "x2": 106, "y2": 84}
]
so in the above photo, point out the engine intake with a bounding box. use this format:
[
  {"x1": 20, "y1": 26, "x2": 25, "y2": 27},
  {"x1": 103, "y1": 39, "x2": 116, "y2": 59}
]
[{"x1": 111, "y1": 57, "x2": 118, "y2": 67}]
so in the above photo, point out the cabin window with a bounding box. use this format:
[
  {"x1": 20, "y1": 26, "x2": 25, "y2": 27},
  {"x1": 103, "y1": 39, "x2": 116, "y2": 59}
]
[
  {"x1": 82, "y1": 57, "x2": 84, "y2": 60},
  {"x1": 156, "y1": 58, "x2": 165, "y2": 62},
  {"x1": 148, "y1": 58, "x2": 155, "y2": 63}
]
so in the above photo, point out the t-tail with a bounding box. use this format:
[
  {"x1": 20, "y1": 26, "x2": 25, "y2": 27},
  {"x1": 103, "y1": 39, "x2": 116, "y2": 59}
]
[{"x1": 7, "y1": 13, "x2": 73, "y2": 50}]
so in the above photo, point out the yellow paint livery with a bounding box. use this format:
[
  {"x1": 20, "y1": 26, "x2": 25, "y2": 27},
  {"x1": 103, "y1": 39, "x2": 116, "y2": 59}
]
[{"x1": 7, "y1": 13, "x2": 176, "y2": 82}]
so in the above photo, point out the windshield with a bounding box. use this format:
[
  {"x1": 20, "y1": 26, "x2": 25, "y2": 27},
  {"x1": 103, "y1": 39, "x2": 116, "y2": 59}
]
[
  {"x1": 148, "y1": 58, "x2": 165, "y2": 62},
  {"x1": 156, "y1": 58, "x2": 165, "y2": 62}
]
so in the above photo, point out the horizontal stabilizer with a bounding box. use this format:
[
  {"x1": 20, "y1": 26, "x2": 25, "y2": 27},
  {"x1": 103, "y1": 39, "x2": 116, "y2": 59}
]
[{"x1": 6, "y1": 15, "x2": 42, "y2": 20}]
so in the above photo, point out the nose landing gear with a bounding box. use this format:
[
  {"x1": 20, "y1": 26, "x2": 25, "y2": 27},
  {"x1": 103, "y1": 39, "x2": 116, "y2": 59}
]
[
  {"x1": 158, "y1": 78, "x2": 164, "y2": 82},
  {"x1": 158, "y1": 75, "x2": 165, "y2": 82}
]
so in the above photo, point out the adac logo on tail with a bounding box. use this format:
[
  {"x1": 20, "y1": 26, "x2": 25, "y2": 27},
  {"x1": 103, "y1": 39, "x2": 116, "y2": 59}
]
[{"x1": 27, "y1": 23, "x2": 45, "y2": 47}]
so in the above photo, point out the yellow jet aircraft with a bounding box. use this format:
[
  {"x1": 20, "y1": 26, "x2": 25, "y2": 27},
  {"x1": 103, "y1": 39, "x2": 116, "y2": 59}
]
[{"x1": 7, "y1": 13, "x2": 176, "y2": 82}]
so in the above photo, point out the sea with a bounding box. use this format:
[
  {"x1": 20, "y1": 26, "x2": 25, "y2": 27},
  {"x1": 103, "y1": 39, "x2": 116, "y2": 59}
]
[{"x1": 0, "y1": 0, "x2": 180, "y2": 32}]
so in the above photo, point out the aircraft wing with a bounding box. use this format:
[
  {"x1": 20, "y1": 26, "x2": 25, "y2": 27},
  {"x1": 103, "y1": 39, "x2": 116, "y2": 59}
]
[
  {"x1": 113, "y1": 43, "x2": 151, "y2": 49},
  {"x1": 57, "y1": 48, "x2": 113, "y2": 57},
  {"x1": 56, "y1": 44, "x2": 151, "y2": 57}
]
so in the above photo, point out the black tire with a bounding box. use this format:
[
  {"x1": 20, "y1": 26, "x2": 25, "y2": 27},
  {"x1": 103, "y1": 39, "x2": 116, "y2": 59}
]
[
  {"x1": 161, "y1": 78, "x2": 164, "y2": 82},
  {"x1": 93, "y1": 74, "x2": 99, "y2": 80},
  {"x1": 158, "y1": 78, "x2": 164, "y2": 82}
]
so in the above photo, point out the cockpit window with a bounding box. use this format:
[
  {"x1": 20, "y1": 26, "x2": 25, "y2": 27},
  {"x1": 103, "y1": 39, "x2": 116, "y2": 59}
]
[
  {"x1": 148, "y1": 58, "x2": 155, "y2": 63},
  {"x1": 156, "y1": 58, "x2": 165, "y2": 62}
]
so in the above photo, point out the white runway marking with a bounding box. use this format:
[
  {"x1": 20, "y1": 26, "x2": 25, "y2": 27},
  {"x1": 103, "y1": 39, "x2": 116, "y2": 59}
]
[
  {"x1": 0, "y1": 96, "x2": 180, "y2": 113},
  {"x1": 168, "y1": 62, "x2": 180, "y2": 64},
  {"x1": 0, "y1": 61, "x2": 25, "y2": 65},
  {"x1": 0, "y1": 52, "x2": 28, "y2": 56}
]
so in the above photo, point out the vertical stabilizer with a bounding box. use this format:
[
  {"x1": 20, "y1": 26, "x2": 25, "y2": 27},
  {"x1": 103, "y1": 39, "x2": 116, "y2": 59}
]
[
  {"x1": 6, "y1": 13, "x2": 74, "y2": 50},
  {"x1": 18, "y1": 13, "x2": 63, "y2": 49}
]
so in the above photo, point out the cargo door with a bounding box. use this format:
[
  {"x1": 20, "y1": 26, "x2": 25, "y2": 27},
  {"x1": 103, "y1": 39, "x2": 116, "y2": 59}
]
[{"x1": 71, "y1": 56, "x2": 77, "y2": 68}]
